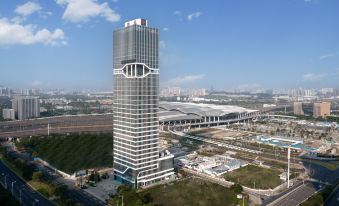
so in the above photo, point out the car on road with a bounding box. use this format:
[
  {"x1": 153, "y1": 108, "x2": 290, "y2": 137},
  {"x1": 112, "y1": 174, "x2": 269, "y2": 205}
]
[{"x1": 80, "y1": 185, "x2": 88, "y2": 189}]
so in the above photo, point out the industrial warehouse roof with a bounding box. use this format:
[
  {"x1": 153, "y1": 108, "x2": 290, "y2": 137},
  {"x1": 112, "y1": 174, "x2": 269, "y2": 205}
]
[{"x1": 158, "y1": 102, "x2": 258, "y2": 121}]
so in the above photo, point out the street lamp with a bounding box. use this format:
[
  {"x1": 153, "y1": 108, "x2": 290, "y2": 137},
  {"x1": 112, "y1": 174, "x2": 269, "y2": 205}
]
[
  {"x1": 11, "y1": 181, "x2": 16, "y2": 194},
  {"x1": 1, "y1": 173, "x2": 7, "y2": 189},
  {"x1": 32, "y1": 199, "x2": 39, "y2": 206},
  {"x1": 19, "y1": 188, "x2": 24, "y2": 204}
]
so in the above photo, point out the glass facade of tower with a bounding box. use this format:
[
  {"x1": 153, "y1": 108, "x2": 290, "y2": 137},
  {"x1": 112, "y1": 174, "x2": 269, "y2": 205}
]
[{"x1": 113, "y1": 19, "x2": 174, "y2": 188}]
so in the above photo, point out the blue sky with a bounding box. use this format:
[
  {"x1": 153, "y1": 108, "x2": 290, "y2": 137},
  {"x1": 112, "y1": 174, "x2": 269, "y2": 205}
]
[{"x1": 0, "y1": 0, "x2": 339, "y2": 91}]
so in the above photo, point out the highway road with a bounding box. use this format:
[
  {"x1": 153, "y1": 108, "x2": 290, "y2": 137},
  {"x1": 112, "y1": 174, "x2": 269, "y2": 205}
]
[
  {"x1": 267, "y1": 182, "x2": 319, "y2": 206},
  {"x1": 264, "y1": 159, "x2": 339, "y2": 206},
  {"x1": 325, "y1": 186, "x2": 339, "y2": 206},
  {"x1": 3, "y1": 141, "x2": 107, "y2": 206},
  {"x1": 0, "y1": 160, "x2": 54, "y2": 206}
]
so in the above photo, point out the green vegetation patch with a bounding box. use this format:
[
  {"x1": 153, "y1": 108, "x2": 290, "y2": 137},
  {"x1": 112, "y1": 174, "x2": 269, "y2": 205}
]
[
  {"x1": 224, "y1": 165, "x2": 282, "y2": 189},
  {"x1": 141, "y1": 178, "x2": 240, "y2": 206},
  {"x1": 16, "y1": 133, "x2": 113, "y2": 174}
]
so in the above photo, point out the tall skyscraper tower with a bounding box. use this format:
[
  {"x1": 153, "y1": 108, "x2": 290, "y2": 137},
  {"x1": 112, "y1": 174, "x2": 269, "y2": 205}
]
[{"x1": 113, "y1": 19, "x2": 174, "y2": 188}]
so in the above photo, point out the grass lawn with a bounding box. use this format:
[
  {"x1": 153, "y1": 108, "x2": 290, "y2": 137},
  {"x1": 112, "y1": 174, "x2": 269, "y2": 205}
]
[
  {"x1": 28, "y1": 180, "x2": 56, "y2": 197},
  {"x1": 224, "y1": 165, "x2": 282, "y2": 189},
  {"x1": 141, "y1": 178, "x2": 242, "y2": 206}
]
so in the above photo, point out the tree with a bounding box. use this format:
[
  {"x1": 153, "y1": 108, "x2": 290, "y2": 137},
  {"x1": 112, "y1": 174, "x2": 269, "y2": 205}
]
[
  {"x1": 230, "y1": 183, "x2": 243, "y2": 194},
  {"x1": 109, "y1": 185, "x2": 154, "y2": 206},
  {"x1": 22, "y1": 164, "x2": 34, "y2": 180},
  {"x1": 55, "y1": 185, "x2": 68, "y2": 196},
  {"x1": 88, "y1": 172, "x2": 101, "y2": 183},
  {"x1": 32, "y1": 151, "x2": 38, "y2": 158},
  {"x1": 142, "y1": 193, "x2": 153, "y2": 204},
  {"x1": 32, "y1": 172, "x2": 43, "y2": 181}
]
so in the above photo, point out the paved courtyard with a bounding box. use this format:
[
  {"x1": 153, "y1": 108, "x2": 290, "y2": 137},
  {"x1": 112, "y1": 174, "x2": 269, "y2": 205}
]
[{"x1": 84, "y1": 172, "x2": 121, "y2": 202}]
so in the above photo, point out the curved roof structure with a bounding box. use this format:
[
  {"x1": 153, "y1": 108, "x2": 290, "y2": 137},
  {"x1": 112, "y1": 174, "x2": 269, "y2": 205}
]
[{"x1": 159, "y1": 102, "x2": 258, "y2": 121}]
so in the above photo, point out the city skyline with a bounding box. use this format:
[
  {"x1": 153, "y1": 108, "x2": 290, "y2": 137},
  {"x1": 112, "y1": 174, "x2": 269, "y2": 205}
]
[{"x1": 1, "y1": 0, "x2": 339, "y2": 90}]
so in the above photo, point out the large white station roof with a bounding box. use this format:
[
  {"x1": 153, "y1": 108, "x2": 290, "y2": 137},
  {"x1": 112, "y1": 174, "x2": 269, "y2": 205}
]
[{"x1": 158, "y1": 102, "x2": 258, "y2": 121}]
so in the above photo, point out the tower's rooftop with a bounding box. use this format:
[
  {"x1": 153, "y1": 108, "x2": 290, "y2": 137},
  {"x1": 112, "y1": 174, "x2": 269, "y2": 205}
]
[{"x1": 124, "y1": 18, "x2": 148, "y2": 27}]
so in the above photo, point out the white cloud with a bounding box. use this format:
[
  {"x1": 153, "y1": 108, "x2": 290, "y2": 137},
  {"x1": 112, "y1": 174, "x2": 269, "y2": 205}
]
[
  {"x1": 304, "y1": 0, "x2": 318, "y2": 3},
  {"x1": 163, "y1": 27, "x2": 169, "y2": 32},
  {"x1": 0, "y1": 18, "x2": 66, "y2": 46},
  {"x1": 15, "y1": 1, "x2": 42, "y2": 17},
  {"x1": 166, "y1": 74, "x2": 205, "y2": 86},
  {"x1": 173, "y1": 11, "x2": 182, "y2": 16},
  {"x1": 302, "y1": 73, "x2": 327, "y2": 81},
  {"x1": 187, "y1": 12, "x2": 202, "y2": 21},
  {"x1": 56, "y1": 0, "x2": 121, "y2": 23},
  {"x1": 40, "y1": 11, "x2": 53, "y2": 19},
  {"x1": 159, "y1": 40, "x2": 166, "y2": 49},
  {"x1": 319, "y1": 52, "x2": 338, "y2": 60}
]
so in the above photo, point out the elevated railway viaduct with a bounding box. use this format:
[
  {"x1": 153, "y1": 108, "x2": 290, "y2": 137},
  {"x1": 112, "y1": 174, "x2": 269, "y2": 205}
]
[
  {"x1": 0, "y1": 105, "x2": 291, "y2": 138},
  {"x1": 0, "y1": 114, "x2": 113, "y2": 137}
]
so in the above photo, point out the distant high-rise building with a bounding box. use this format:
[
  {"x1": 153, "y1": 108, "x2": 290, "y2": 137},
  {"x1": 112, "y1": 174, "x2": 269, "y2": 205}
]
[
  {"x1": 293, "y1": 102, "x2": 314, "y2": 116},
  {"x1": 113, "y1": 19, "x2": 174, "y2": 188},
  {"x1": 334, "y1": 89, "x2": 339, "y2": 97},
  {"x1": 320, "y1": 88, "x2": 334, "y2": 95},
  {"x1": 2, "y1": 109, "x2": 15, "y2": 120},
  {"x1": 313, "y1": 102, "x2": 331, "y2": 118},
  {"x1": 293, "y1": 102, "x2": 304, "y2": 115},
  {"x1": 12, "y1": 96, "x2": 40, "y2": 120},
  {"x1": 293, "y1": 101, "x2": 331, "y2": 118},
  {"x1": 0, "y1": 86, "x2": 11, "y2": 97}
]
